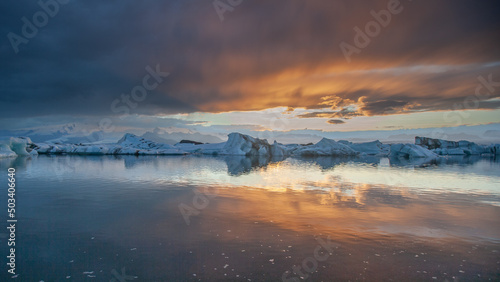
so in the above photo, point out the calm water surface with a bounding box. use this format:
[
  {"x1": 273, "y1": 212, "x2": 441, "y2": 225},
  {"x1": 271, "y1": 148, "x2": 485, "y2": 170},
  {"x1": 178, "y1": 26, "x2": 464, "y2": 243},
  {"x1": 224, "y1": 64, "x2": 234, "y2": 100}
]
[{"x1": 0, "y1": 155, "x2": 499, "y2": 281}]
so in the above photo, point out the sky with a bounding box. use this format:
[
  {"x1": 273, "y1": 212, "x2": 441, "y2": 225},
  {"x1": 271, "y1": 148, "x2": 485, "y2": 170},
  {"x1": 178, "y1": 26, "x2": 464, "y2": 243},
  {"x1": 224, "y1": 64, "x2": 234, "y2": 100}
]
[{"x1": 1, "y1": 0, "x2": 500, "y2": 143}]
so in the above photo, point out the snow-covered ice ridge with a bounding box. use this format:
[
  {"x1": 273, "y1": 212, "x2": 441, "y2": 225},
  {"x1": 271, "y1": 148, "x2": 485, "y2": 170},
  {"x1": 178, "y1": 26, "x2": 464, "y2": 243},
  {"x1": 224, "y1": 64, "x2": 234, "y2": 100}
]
[{"x1": 1, "y1": 133, "x2": 499, "y2": 159}]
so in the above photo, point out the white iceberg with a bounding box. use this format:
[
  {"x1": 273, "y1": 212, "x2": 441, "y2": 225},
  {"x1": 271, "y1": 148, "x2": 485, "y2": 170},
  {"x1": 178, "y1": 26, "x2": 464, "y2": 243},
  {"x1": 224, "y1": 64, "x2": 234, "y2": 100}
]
[
  {"x1": 174, "y1": 142, "x2": 226, "y2": 155},
  {"x1": 415, "y1": 136, "x2": 492, "y2": 155},
  {"x1": 0, "y1": 144, "x2": 17, "y2": 158},
  {"x1": 107, "y1": 134, "x2": 187, "y2": 155},
  {"x1": 292, "y1": 138, "x2": 358, "y2": 157},
  {"x1": 219, "y1": 133, "x2": 294, "y2": 157},
  {"x1": 390, "y1": 143, "x2": 437, "y2": 158},
  {"x1": 338, "y1": 140, "x2": 390, "y2": 156},
  {"x1": 270, "y1": 141, "x2": 288, "y2": 157},
  {"x1": 9, "y1": 137, "x2": 33, "y2": 156},
  {"x1": 31, "y1": 134, "x2": 187, "y2": 156},
  {"x1": 221, "y1": 133, "x2": 271, "y2": 156}
]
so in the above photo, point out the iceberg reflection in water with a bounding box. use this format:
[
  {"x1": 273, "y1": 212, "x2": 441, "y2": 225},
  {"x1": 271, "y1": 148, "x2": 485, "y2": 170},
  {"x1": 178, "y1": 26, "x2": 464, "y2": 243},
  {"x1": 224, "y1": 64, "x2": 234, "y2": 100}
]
[{"x1": 0, "y1": 155, "x2": 499, "y2": 281}]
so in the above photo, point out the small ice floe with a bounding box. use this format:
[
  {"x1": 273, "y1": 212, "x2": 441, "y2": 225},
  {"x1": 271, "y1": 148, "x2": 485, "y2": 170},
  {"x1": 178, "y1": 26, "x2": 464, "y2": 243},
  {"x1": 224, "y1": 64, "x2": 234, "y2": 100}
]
[
  {"x1": 227, "y1": 230, "x2": 231, "y2": 232},
  {"x1": 68, "y1": 260, "x2": 74, "y2": 263},
  {"x1": 87, "y1": 275, "x2": 96, "y2": 278},
  {"x1": 241, "y1": 250, "x2": 245, "y2": 252},
  {"x1": 224, "y1": 264, "x2": 229, "y2": 269},
  {"x1": 130, "y1": 248, "x2": 137, "y2": 251},
  {"x1": 11, "y1": 274, "x2": 18, "y2": 278},
  {"x1": 193, "y1": 274, "x2": 197, "y2": 277},
  {"x1": 66, "y1": 276, "x2": 71, "y2": 279},
  {"x1": 91, "y1": 237, "x2": 95, "y2": 240},
  {"x1": 83, "y1": 271, "x2": 94, "y2": 275},
  {"x1": 269, "y1": 259, "x2": 274, "y2": 263}
]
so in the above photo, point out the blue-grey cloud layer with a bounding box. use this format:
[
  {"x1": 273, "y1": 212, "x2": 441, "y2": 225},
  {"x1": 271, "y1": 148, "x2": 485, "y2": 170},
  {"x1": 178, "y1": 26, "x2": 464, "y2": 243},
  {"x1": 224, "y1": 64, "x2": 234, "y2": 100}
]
[{"x1": 1, "y1": 0, "x2": 499, "y2": 119}]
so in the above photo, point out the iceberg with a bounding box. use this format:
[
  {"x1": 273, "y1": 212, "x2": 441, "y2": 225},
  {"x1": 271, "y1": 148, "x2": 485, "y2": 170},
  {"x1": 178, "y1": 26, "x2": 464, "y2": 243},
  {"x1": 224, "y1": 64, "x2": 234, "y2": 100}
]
[
  {"x1": 270, "y1": 141, "x2": 288, "y2": 157},
  {"x1": 338, "y1": 140, "x2": 390, "y2": 156},
  {"x1": 221, "y1": 133, "x2": 272, "y2": 156},
  {"x1": 108, "y1": 134, "x2": 186, "y2": 155},
  {"x1": 0, "y1": 144, "x2": 17, "y2": 158},
  {"x1": 415, "y1": 136, "x2": 494, "y2": 155},
  {"x1": 390, "y1": 143, "x2": 437, "y2": 158},
  {"x1": 31, "y1": 134, "x2": 187, "y2": 156},
  {"x1": 292, "y1": 138, "x2": 358, "y2": 157},
  {"x1": 174, "y1": 142, "x2": 226, "y2": 155},
  {"x1": 9, "y1": 137, "x2": 34, "y2": 156}
]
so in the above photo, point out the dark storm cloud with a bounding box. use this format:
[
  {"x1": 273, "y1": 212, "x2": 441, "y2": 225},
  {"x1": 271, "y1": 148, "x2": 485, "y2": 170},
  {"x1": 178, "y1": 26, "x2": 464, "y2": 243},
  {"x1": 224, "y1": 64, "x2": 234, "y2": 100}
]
[
  {"x1": 327, "y1": 119, "x2": 345, "y2": 125},
  {"x1": 360, "y1": 99, "x2": 411, "y2": 116},
  {"x1": 1, "y1": 0, "x2": 499, "y2": 119}
]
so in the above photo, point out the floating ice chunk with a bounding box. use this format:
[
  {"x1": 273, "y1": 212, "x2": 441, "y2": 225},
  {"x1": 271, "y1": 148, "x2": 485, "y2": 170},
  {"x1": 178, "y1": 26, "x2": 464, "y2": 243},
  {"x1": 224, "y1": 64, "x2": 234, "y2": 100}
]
[
  {"x1": 9, "y1": 137, "x2": 32, "y2": 156},
  {"x1": 0, "y1": 144, "x2": 17, "y2": 158}
]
